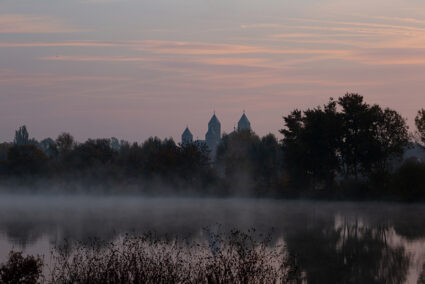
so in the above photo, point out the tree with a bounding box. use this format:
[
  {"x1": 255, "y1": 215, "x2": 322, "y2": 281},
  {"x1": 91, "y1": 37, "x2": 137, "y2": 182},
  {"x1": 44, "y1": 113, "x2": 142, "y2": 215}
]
[
  {"x1": 178, "y1": 141, "x2": 213, "y2": 186},
  {"x1": 56, "y1": 132, "x2": 75, "y2": 153},
  {"x1": 110, "y1": 137, "x2": 120, "y2": 151},
  {"x1": 338, "y1": 94, "x2": 372, "y2": 179},
  {"x1": 255, "y1": 134, "x2": 283, "y2": 192},
  {"x1": 216, "y1": 130, "x2": 284, "y2": 194},
  {"x1": 216, "y1": 130, "x2": 261, "y2": 180},
  {"x1": 280, "y1": 100, "x2": 343, "y2": 188},
  {"x1": 391, "y1": 160, "x2": 425, "y2": 201},
  {"x1": 39, "y1": 138, "x2": 56, "y2": 157},
  {"x1": 338, "y1": 94, "x2": 409, "y2": 178},
  {"x1": 5, "y1": 145, "x2": 48, "y2": 176},
  {"x1": 73, "y1": 139, "x2": 116, "y2": 166},
  {"x1": 280, "y1": 94, "x2": 409, "y2": 192},
  {"x1": 415, "y1": 109, "x2": 425, "y2": 148},
  {"x1": 14, "y1": 126, "x2": 29, "y2": 146},
  {"x1": 372, "y1": 108, "x2": 409, "y2": 171},
  {"x1": 0, "y1": 143, "x2": 10, "y2": 161},
  {"x1": 140, "y1": 137, "x2": 179, "y2": 177}
]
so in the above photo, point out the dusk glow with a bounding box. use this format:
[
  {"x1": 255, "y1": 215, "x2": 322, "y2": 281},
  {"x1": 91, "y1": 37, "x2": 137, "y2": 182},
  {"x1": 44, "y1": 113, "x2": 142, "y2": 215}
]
[
  {"x1": 2, "y1": 2, "x2": 425, "y2": 282},
  {"x1": 1, "y1": 0, "x2": 425, "y2": 141}
]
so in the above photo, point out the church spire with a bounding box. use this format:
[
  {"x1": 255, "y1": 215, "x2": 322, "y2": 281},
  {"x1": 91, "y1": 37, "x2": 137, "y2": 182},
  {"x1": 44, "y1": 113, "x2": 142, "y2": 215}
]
[
  {"x1": 238, "y1": 111, "x2": 251, "y2": 131},
  {"x1": 181, "y1": 126, "x2": 193, "y2": 145}
]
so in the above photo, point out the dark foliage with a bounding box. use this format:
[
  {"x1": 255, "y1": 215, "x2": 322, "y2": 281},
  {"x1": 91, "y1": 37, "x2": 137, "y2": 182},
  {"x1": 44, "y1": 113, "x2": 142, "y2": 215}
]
[
  {"x1": 280, "y1": 100, "x2": 342, "y2": 190},
  {"x1": 416, "y1": 109, "x2": 425, "y2": 148},
  {"x1": 391, "y1": 160, "x2": 425, "y2": 201},
  {"x1": 0, "y1": 93, "x2": 423, "y2": 200},
  {"x1": 0, "y1": 131, "x2": 216, "y2": 193},
  {"x1": 216, "y1": 131, "x2": 283, "y2": 195},
  {"x1": 0, "y1": 251, "x2": 43, "y2": 284},
  {"x1": 4, "y1": 145, "x2": 48, "y2": 176},
  {"x1": 280, "y1": 93, "x2": 412, "y2": 199}
]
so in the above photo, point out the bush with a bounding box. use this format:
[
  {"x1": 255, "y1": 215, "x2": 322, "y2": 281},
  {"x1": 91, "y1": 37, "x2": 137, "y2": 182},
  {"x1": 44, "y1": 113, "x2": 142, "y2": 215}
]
[
  {"x1": 391, "y1": 161, "x2": 425, "y2": 201},
  {"x1": 0, "y1": 251, "x2": 43, "y2": 284}
]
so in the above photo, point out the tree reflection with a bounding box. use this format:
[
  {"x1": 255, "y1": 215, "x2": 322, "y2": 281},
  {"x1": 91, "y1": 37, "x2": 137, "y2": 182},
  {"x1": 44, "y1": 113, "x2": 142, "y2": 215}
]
[
  {"x1": 418, "y1": 262, "x2": 425, "y2": 284},
  {"x1": 284, "y1": 218, "x2": 410, "y2": 284}
]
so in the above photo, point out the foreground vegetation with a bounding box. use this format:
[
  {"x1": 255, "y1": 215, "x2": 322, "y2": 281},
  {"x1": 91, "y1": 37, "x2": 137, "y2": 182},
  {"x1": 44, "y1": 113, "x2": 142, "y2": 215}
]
[
  {"x1": 0, "y1": 93, "x2": 424, "y2": 200},
  {"x1": 0, "y1": 230, "x2": 299, "y2": 284}
]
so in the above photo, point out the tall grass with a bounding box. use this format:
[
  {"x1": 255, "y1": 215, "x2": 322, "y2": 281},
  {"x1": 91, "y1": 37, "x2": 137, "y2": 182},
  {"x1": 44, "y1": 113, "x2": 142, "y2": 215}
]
[
  {"x1": 1, "y1": 229, "x2": 300, "y2": 283},
  {"x1": 49, "y1": 229, "x2": 299, "y2": 283}
]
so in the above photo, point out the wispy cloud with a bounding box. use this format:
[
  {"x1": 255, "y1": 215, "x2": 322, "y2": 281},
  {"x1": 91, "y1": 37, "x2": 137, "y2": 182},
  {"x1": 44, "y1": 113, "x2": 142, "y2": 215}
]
[
  {"x1": 0, "y1": 70, "x2": 132, "y2": 86},
  {"x1": 0, "y1": 14, "x2": 87, "y2": 33},
  {"x1": 134, "y1": 40, "x2": 349, "y2": 57},
  {"x1": 0, "y1": 41, "x2": 123, "y2": 47},
  {"x1": 33, "y1": 38, "x2": 425, "y2": 68},
  {"x1": 80, "y1": 0, "x2": 125, "y2": 3},
  {"x1": 40, "y1": 56, "x2": 156, "y2": 62}
]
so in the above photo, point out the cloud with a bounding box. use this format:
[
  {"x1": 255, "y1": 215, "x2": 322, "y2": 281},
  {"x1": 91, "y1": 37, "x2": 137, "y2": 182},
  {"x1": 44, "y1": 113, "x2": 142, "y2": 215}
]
[
  {"x1": 133, "y1": 40, "x2": 349, "y2": 57},
  {"x1": 0, "y1": 41, "x2": 123, "y2": 47},
  {"x1": 80, "y1": 0, "x2": 125, "y2": 3},
  {"x1": 32, "y1": 38, "x2": 425, "y2": 68},
  {"x1": 40, "y1": 56, "x2": 156, "y2": 62},
  {"x1": 1, "y1": 39, "x2": 347, "y2": 58},
  {"x1": 0, "y1": 70, "x2": 132, "y2": 87},
  {"x1": 351, "y1": 48, "x2": 425, "y2": 65},
  {"x1": 0, "y1": 14, "x2": 87, "y2": 33}
]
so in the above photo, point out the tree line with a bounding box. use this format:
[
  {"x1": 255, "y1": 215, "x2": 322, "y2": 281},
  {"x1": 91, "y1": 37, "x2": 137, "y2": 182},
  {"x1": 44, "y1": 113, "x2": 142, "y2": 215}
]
[{"x1": 0, "y1": 93, "x2": 424, "y2": 200}]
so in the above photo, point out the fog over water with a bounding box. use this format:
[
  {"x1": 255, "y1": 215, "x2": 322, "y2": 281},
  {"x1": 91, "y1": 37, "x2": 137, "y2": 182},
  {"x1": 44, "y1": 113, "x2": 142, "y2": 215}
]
[{"x1": 1, "y1": 195, "x2": 425, "y2": 283}]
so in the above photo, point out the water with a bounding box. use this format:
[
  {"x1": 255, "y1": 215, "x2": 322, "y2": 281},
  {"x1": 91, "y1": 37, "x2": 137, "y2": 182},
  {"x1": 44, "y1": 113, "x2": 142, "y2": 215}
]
[{"x1": 1, "y1": 195, "x2": 425, "y2": 283}]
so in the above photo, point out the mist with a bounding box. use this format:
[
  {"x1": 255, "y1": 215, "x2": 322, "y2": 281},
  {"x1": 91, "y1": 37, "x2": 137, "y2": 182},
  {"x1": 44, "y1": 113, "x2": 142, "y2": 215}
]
[{"x1": 2, "y1": 195, "x2": 425, "y2": 282}]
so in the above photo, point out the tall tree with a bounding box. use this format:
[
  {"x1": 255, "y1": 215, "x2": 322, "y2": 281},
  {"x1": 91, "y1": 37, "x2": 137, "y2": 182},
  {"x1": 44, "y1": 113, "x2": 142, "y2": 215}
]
[
  {"x1": 338, "y1": 94, "x2": 408, "y2": 177},
  {"x1": 338, "y1": 94, "x2": 371, "y2": 179},
  {"x1": 280, "y1": 94, "x2": 409, "y2": 191},
  {"x1": 280, "y1": 100, "x2": 343, "y2": 188}
]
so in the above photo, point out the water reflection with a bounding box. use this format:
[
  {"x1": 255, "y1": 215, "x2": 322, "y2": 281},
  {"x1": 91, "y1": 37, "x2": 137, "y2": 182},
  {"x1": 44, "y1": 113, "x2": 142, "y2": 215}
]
[{"x1": 0, "y1": 196, "x2": 424, "y2": 283}]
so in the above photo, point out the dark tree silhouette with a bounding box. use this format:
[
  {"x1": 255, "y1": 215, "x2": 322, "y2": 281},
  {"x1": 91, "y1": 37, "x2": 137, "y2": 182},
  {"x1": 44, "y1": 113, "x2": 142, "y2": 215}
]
[
  {"x1": 55, "y1": 132, "x2": 75, "y2": 154},
  {"x1": 5, "y1": 145, "x2": 48, "y2": 176},
  {"x1": 280, "y1": 94, "x2": 409, "y2": 197},
  {"x1": 14, "y1": 125, "x2": 29, "y2": 146},
  {"x1": 415, "y1": 109, "x2": 425, "y2": 148},
  {"x1": 0, "y1": 143, "x2": 10, "y2": 161},
  {"x1": 338, "y1": 94, "x2": 408, "y2": 178},
  {"x1": 391, "y1": 160, "x2": 425, "y2": 201},
  {"x1": 0, "y1": 98, "x2": 419, "y2": 199},
  {"x1": 216, "y1": 130, "x2": 283, "y2": 195},
  {"x1": 280, "y1": 99, "x2": 343, "y2": 189},
  {"x1": 0, "y1": 251, "x2": 43, "y2": 284}
]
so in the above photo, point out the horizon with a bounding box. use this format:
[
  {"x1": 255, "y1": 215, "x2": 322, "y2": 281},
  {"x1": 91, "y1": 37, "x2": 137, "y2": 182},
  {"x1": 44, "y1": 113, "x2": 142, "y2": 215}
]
[{"x1": 2, "y1": 0, "x2": 425, "y2": 142}]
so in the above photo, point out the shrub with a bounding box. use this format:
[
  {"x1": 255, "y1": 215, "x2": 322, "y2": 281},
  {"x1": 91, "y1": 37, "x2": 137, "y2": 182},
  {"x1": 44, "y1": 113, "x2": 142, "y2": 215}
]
[
  {"x1": 392, "y1": 161, "x2": 425, "y2": 201},
  {"x1": 0, "y1": 251, "x2": 43, "y2": 284}
]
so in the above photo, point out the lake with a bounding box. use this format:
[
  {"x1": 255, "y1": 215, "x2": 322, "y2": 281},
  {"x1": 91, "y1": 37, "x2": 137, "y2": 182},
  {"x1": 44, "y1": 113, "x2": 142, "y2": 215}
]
[{"x1": 1, "y1": 195, "x2": 425, "y2": 283}]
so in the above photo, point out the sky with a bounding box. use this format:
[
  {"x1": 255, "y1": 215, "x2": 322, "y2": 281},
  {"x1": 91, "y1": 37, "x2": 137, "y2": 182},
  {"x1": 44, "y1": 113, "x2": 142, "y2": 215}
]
[{"x1": 1, "y1": 0, "x2": 425, "y2": 143}]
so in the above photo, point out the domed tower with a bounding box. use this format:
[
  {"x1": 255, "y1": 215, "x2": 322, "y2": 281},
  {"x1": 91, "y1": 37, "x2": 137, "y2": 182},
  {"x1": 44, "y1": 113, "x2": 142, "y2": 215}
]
[
  {"x1": 205, "y1": 113, "x2": 221, "y2": 157},
  {"x1": 181, "y1": 126, "x2": 193, "y2": 145},
  {"x1": 238, "y1": 111, "x2": 251, "y2": 131}
]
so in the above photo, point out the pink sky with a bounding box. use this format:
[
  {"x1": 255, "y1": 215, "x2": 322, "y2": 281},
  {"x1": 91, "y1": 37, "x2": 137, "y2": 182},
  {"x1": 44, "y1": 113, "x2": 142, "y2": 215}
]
[{"x1": 1, "y1": 0, "x2": 425, "y2": 142}]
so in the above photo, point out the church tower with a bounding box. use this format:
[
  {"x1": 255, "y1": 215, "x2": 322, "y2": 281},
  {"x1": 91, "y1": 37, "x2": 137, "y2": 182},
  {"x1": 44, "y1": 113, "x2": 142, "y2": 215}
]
[
  {"x1": 181, "y1": 126, "x2": 193, "y2": 145},
  {"x1": 205, "y1": 113, "x2": 221, "y2": 157},
  {"x1": 238, "y1": 111, "x2": 251, "y2": 131}
]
